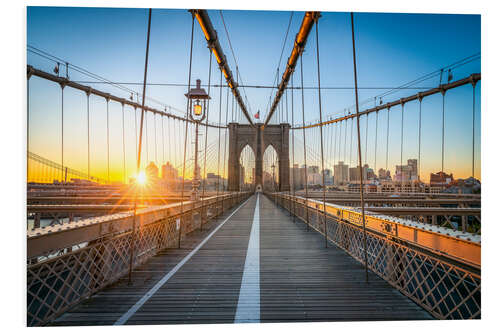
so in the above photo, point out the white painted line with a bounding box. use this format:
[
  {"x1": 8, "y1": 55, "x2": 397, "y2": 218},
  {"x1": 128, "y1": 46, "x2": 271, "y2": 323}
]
[
  {"x1": 114, "y1": 196, "x2": 252, "y2": 325},
  {"x1": 234, "y1": 193, "x2": 260, "y2": 323}
]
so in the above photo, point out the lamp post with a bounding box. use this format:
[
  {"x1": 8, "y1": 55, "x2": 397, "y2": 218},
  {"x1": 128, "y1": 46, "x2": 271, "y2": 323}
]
[{"x1": 185, "y1": 79, "x2": 210, "y2": 201}]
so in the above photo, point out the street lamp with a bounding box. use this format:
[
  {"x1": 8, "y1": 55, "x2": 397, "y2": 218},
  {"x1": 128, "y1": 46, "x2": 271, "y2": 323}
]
[{"x1": 185, "y1": 79, "x2": 210, "y2": 201}]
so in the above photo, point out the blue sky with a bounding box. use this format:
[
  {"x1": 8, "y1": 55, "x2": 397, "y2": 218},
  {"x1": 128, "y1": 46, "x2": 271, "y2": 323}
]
[{"x1": 27, "y1": 7, "x2": 481, "y2": 182}]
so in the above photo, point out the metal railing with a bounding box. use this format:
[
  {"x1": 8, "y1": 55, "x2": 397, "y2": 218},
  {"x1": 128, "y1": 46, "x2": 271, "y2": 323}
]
[
  {"x1": 27, "y1": 192, "x2": 251, "y2": 326},
  {"x1": 268, "y1": 192, "x2": 481, "y2": 320}
]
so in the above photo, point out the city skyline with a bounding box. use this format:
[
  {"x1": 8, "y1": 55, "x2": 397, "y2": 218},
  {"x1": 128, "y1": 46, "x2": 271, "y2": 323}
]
[{"x1": 27, "y1": 7, "x2": 481, "y2": 184}]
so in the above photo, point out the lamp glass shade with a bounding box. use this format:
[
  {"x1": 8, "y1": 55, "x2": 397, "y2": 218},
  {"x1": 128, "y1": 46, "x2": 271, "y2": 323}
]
[{"x1": 193, "y1": 102, "x2": 202, "y2": 116}]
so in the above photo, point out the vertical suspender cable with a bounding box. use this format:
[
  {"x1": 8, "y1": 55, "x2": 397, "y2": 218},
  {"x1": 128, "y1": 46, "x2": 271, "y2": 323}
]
[
  {"x1": 201, "y1": 49, "x2": 213, "y2": 230},
  {"x1": 400, "y1": 102, "x2": 404, "y2": 186},
  {"x1": 365, "y1": 114, "x2": 368, "y2": 165},
  {"x1": 441, "y1": 90, "x2": 445, "y2": 189},
  {"x1": 418, "y1": 95, "x2": 422, "y2": 182},
  {"x1": 27, "y1": 76, "x2": 30, "y2": 181},
  {"x1": 350, "y1": 12, "x2": 369, "y2": 283},
  {"x1": 61, "y1": 85, "x2": 64, "y2": 182},
  {"x1": 122, "y1": 103, "x2": 126, "y2": 183},
  {"x1": 472, "y1": 83, "x2": 476, "y2": 179},
  {"x1": 386, "y1": 108, "x2": 390, "y2": 174},
  {"x1": 106, "y1": 99, "x2": 110, "y2": 183},
  {"x1": 300, "y1": 54, "x2": 309, "y2": 230},
  {"x1": 344, "y1": 116, "x2": 348, "y2": 164},
  {"x1": 154, "y1": 113, "x2": 158, "y2": 166},
  {"x1": 216, "y1": 70, "x2": 223, "y2": 213},
  {"x1": 349, "y1": 116, "x2": 353, "y2": 176},
  {"x1": 129, "y1": 8, "x2": 152, "y2": 284},
  {"x1": 291, "y1": 72, "x2": 296, "y2": 217},
  {"x1": 223, "y1": 88, "x2": 229, "y2": 192},
  {"x1": 314, "y1": 20, "x2": 328, "y2": 248},
  {"x1": 162, "y1": 115, "x2": 165, "y2": 168},
  {"x1": 134, "y1": 107, "x2": 138, "y2": 168},
  {"x1": 87, "y1": 93, "x2": 90, "y2": 180},
  {"x1": 145, "y1": 111, "x2": 149, "y2": 165},
  {"x1": 374, "y1": 109, "x2": 378, "y2": 176},
  {"x1": 333, "y1": 122, "x2": 337, "y2": 184},
  {"x1": 180, "y1": 13, "x2": 195, "y2": 249}
]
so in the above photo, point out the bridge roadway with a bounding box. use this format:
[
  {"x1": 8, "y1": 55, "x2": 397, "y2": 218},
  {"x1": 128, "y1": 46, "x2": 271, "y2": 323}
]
[{"x1": 51, "y1": 193, "x2": 431, "y2": 325}]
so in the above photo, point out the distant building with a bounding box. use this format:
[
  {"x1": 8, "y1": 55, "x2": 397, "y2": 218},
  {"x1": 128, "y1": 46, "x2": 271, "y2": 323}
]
[
  {"x1": 334, "y1": 161, "x2": 349, "y2": 185},
  {"x1": 161, "y1": 162, "x2": 177, "y2": 180},
  {"x1": 378, "y1": 168, "x2": 391, "y2": 180},
  {"x1": 430, "y1": 171, "x2": 454, "y2": 186},
  {"x1": 291, "y1": 164, "x2": 307, "y2": 190},
  {"x1": 349, "y1": 167, "x2": 360, "y2": 182},
  {"x1": 308, "y1": 165, "x2": 319, "y2": 174},
  {"x1": 146, "y1": 162, "x2": 159, "y2": 183},
  {"x1": 395, "y1": 159, "x2": 418, "y2": 182},
  {"x1": 349, "y1": 164, "x2": 369, "y2": 182}
]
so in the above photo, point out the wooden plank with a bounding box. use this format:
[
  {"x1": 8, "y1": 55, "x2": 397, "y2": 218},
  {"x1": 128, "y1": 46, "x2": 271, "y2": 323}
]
[{"x1": 51, "y1": 194, "x2": 432, "y2": 326}]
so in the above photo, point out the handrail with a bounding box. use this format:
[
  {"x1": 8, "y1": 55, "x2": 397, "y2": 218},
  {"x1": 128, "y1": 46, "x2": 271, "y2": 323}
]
[
  {"x1": 277, "y1": 192, "x2": 480, "y2": 268},
  {"x1": 27, "y1": 65, "x2": 227, "y2": 129},
  {"x1": 27, "y1": 192, "x2": 250, "y2": 258},
  {"x1": 292, "y1": 73, "x2": 481, "y2": 129}
]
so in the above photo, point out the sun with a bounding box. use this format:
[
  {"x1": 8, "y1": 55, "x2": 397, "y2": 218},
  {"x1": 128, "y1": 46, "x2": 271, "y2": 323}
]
[{"x1": 136, "y1": 171, "x2": 147, "y2": 185}]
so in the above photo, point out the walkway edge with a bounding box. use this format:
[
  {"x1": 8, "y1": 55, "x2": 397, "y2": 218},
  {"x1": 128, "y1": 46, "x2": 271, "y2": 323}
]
[{"x1": 114, "y1": 196, "x2": 253, "y2": 325}]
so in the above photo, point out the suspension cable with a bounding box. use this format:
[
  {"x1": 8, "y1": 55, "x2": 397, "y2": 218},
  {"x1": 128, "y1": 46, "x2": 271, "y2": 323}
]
[
  {"x1": 223, "y1": 86, "x2": 230, "y2": 193},
  {"x1": 87, "y1": 93, "x2": 90, "y2": 180},
  {"x1": 349, "y1": 116, "x2": 353, "y2": 171},
  {"x1": 129, "y1": 8, "x2": 152, "y2": 284},
  {"x1": 441, "y1": 91, "x2": 446, "y2": 176},
  {"x1": 27, "y1": 77, "x2": 30, "y2": 180},
  {"x1": 344, "y1": 116, "x2": 348, "y2": 164},
  {"x1": 161, "y1": 114, "x2": 165, "y2": 168},
  {"x1": 134, "y1": 107, "x2": 138, "y2": 169},
  {"x1": 61, "y1": 84, "x2": 64, "y2": 182},
  {"x1": 314, "y1": 20, "x2": 328, "y2": 247},
  {"x1": 291, "y1": 71, "x2": 296, "y2": 216},
  {"x1": 350, "y1": 12, "x2": 369, "y2": 283},
  {"x1": 472, "y1": 82, "x2": 476, "y2": 179},
  {"x1": 122, "y1": 103, "x2": 126, "y2": 183},
  {"x1": 386, "y1": 108, "x2": 390, "y2": 173},
  {"x1": 145, "y1": 111, "x2": 149, "y2": 165},
  {"x1": 374, "y1": 109, "x2": 379, "y2": 176},
  {"x1": 418, "y1": 96, "x2": 422, "y2": 181},
  {"x1": 365, "y1": 114, "x2": 369, "y2": 165},
  {"x1": 180, "y1": 13, "x2": 196, "y2": 241},
  {"x1": 154, "y1": 113, "x2": 158, "y2": 165},
  {"x1": 400, "y1": 102, "x2": 404, "y2": 185},
  {"x1": 216, "y1": 70, "x2": 223, "y2": 210},
  {"x1": 106, "y1": 98, "x2": 110, "y2": 183},
  {"x1": 201, "y1": 48, "x2": 213, "y2": 230},
  {"x1": 300, "y1": 54, "x2": 309, "y2": 230}
]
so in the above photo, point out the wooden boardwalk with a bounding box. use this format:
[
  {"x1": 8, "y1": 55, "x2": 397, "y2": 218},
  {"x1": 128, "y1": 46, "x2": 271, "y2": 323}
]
[{"x1": 52, "y1": 194, "x2": 431, "y2": 326}]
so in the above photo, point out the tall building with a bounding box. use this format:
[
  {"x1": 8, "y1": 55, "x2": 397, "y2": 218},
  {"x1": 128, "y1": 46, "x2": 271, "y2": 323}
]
[
  {"x1": 334, "y1": 161, "x2": 349, "y2": 185},
  {"x1": 395, "y1": 159, "x2": 418, "y2": 182},
  {"x1": 146, "y1": 162, "x2": 159, "y2": 183},
  {"x1": 378, "y1": 168, "x2": 391, "y2": 180},
  {"x1": 349, "y1": 167, "x2": 360, "y2": 182},
  {"x1": 161, "y1": 162, "x2": 177, "y2": 180}
]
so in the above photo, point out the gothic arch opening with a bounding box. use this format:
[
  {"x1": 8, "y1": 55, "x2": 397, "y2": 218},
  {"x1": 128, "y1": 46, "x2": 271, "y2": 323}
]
[
  {"x1": 263, "y1": 144, "x2": 279, "y2": 192},
  {"x1": 239, "y1": 144, "x2": 256, "y2": 191}
]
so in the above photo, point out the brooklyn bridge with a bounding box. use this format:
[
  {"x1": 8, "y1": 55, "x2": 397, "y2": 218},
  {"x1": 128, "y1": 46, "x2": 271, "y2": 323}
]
[{"x1": 26, "y1": 8, "x2": 480, "y2": 326}]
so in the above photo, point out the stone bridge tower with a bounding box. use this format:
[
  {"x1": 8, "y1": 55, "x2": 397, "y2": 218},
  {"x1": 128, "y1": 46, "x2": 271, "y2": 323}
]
[{"x1": 228, "y1": 122, "x2": 290, "y2": 192}]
